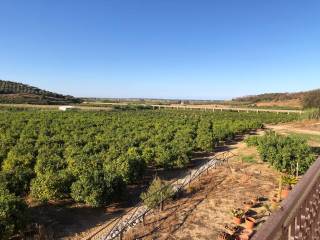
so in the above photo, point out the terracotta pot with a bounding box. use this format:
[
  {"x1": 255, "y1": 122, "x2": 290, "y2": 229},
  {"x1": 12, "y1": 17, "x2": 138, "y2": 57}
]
[
  {"x1": 281, "y1": 186, "x2": 292, "y2": 199},
  {"x1": 233, "y1": 216, "x2": 242, "y2": 225},
  {"x1": 245, "y1": 217, "x2": 255, "y2": 230}
]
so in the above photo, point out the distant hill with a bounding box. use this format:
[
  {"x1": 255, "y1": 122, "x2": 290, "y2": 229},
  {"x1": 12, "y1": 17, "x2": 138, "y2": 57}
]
[
  {"x1": 0, "y1": 80, "x2": 81, "y2": 104},
  {"x1": 233, "y1": 89, "x2": 320, "y2": 109}
]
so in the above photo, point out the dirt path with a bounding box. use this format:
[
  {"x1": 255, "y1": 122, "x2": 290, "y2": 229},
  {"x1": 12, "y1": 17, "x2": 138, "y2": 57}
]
[
  {"x1": 265, "y1": 121, "x2": 320, "y2": 148},
  {"x1": 266, "y1": 123, "x2": 320, "y2": 136}
]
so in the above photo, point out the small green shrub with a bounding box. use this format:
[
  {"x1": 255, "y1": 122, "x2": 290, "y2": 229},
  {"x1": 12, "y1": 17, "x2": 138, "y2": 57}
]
[
  {"x1": 281, "y1": 175, "x2": 298, "y2": 186},
  {"x1": 247, "y1": 131, "x2": 316, "y2": 175},
  {"x1": 140, "y1": 177, "x2": 174, "y2": 209},
  {"x1": 231, "y1": 208, "x2": 245, "y2": 218}
]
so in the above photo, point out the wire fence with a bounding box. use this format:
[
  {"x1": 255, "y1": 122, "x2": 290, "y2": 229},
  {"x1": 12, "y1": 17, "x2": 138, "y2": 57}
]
[{"x1": 84, "y1": 150, "x2": 236, "y2": 240}]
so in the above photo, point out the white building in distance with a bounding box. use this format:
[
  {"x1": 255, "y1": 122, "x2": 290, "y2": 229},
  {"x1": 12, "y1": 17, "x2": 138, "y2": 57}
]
[{"x1": 58, "y1": 106, "x2": 75, "y2": 111}]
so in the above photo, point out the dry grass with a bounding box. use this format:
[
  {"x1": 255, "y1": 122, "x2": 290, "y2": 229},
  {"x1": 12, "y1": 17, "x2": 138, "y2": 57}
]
[
  {"x1": 255, "y1": 99, "x2": 302, "y2": 109},
  {"x1": 123, "y1": 140, "x2": 281, "y2": 240}
]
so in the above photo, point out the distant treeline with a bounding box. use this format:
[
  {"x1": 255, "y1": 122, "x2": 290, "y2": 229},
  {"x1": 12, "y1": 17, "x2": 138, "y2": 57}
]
[{"x1": 82, "y1": 97, "x2": 225, "y2": 105}]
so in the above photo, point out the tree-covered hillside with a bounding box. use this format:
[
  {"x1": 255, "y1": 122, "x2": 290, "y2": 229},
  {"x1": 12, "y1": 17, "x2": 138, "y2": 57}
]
[
  {"x1": 233, "y1": 89, "x2": 320, "y2": 109},
  {"x1": 303, "y1": 89, "x2": 320, "y2": 108},
  {"x1": 0, "y1": 80, "x2": 81, "y2": 104}
]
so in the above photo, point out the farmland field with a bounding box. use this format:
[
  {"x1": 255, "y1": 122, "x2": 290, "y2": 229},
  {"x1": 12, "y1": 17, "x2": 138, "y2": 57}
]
[
  {"x1": 0, "y1": 108, "x2": 299, "y2": 237},
  {"x1": 0, "y1": 109, "x2": 299, "y2": 203}
]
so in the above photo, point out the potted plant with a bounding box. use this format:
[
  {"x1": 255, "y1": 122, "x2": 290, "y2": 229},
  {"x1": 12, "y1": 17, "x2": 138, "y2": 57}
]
[
  {"x1": 245, "y1": 216, "x2": 256, "y2": 230},
  {"x1": 281, "y1": 175, "x2": 298, "y2": 199},
  {"x1": 224, "y1": 224, "x2": 238, "y2": 235},
  {"x1": 243, "y1": 200, "x2": 254, "y2": 210},
  {"x1": 231, "y1": 208, "x2": 244, "y2": 225},
  {"x1": 217, "y1": 231, "x2": 229, "y2": 240}
]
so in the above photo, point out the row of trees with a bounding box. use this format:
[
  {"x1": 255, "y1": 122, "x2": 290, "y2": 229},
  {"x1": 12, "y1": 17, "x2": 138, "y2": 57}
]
[{"x1": 0, "y1": 109, "x2": 298, "y2": 237}]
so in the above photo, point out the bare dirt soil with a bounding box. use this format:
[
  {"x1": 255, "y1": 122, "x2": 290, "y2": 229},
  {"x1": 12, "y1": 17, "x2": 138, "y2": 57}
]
[
  {"x1": 266, "y1": 120, "x2": 320, "y2": 135},
  {"x1": 123, "y1": 136, "x2": 281, "y2": 240}
]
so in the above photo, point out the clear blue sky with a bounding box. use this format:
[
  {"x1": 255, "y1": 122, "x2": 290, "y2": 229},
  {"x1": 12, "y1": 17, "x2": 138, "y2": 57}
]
[{"x1": 0, "y1": 0, "x2": 319, "y2": 99}]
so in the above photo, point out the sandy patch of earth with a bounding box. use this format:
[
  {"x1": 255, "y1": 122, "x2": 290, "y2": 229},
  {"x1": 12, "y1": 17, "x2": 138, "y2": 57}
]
[{"x1": 266, "y1": 121, "x2": 320, "y2": 135}]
